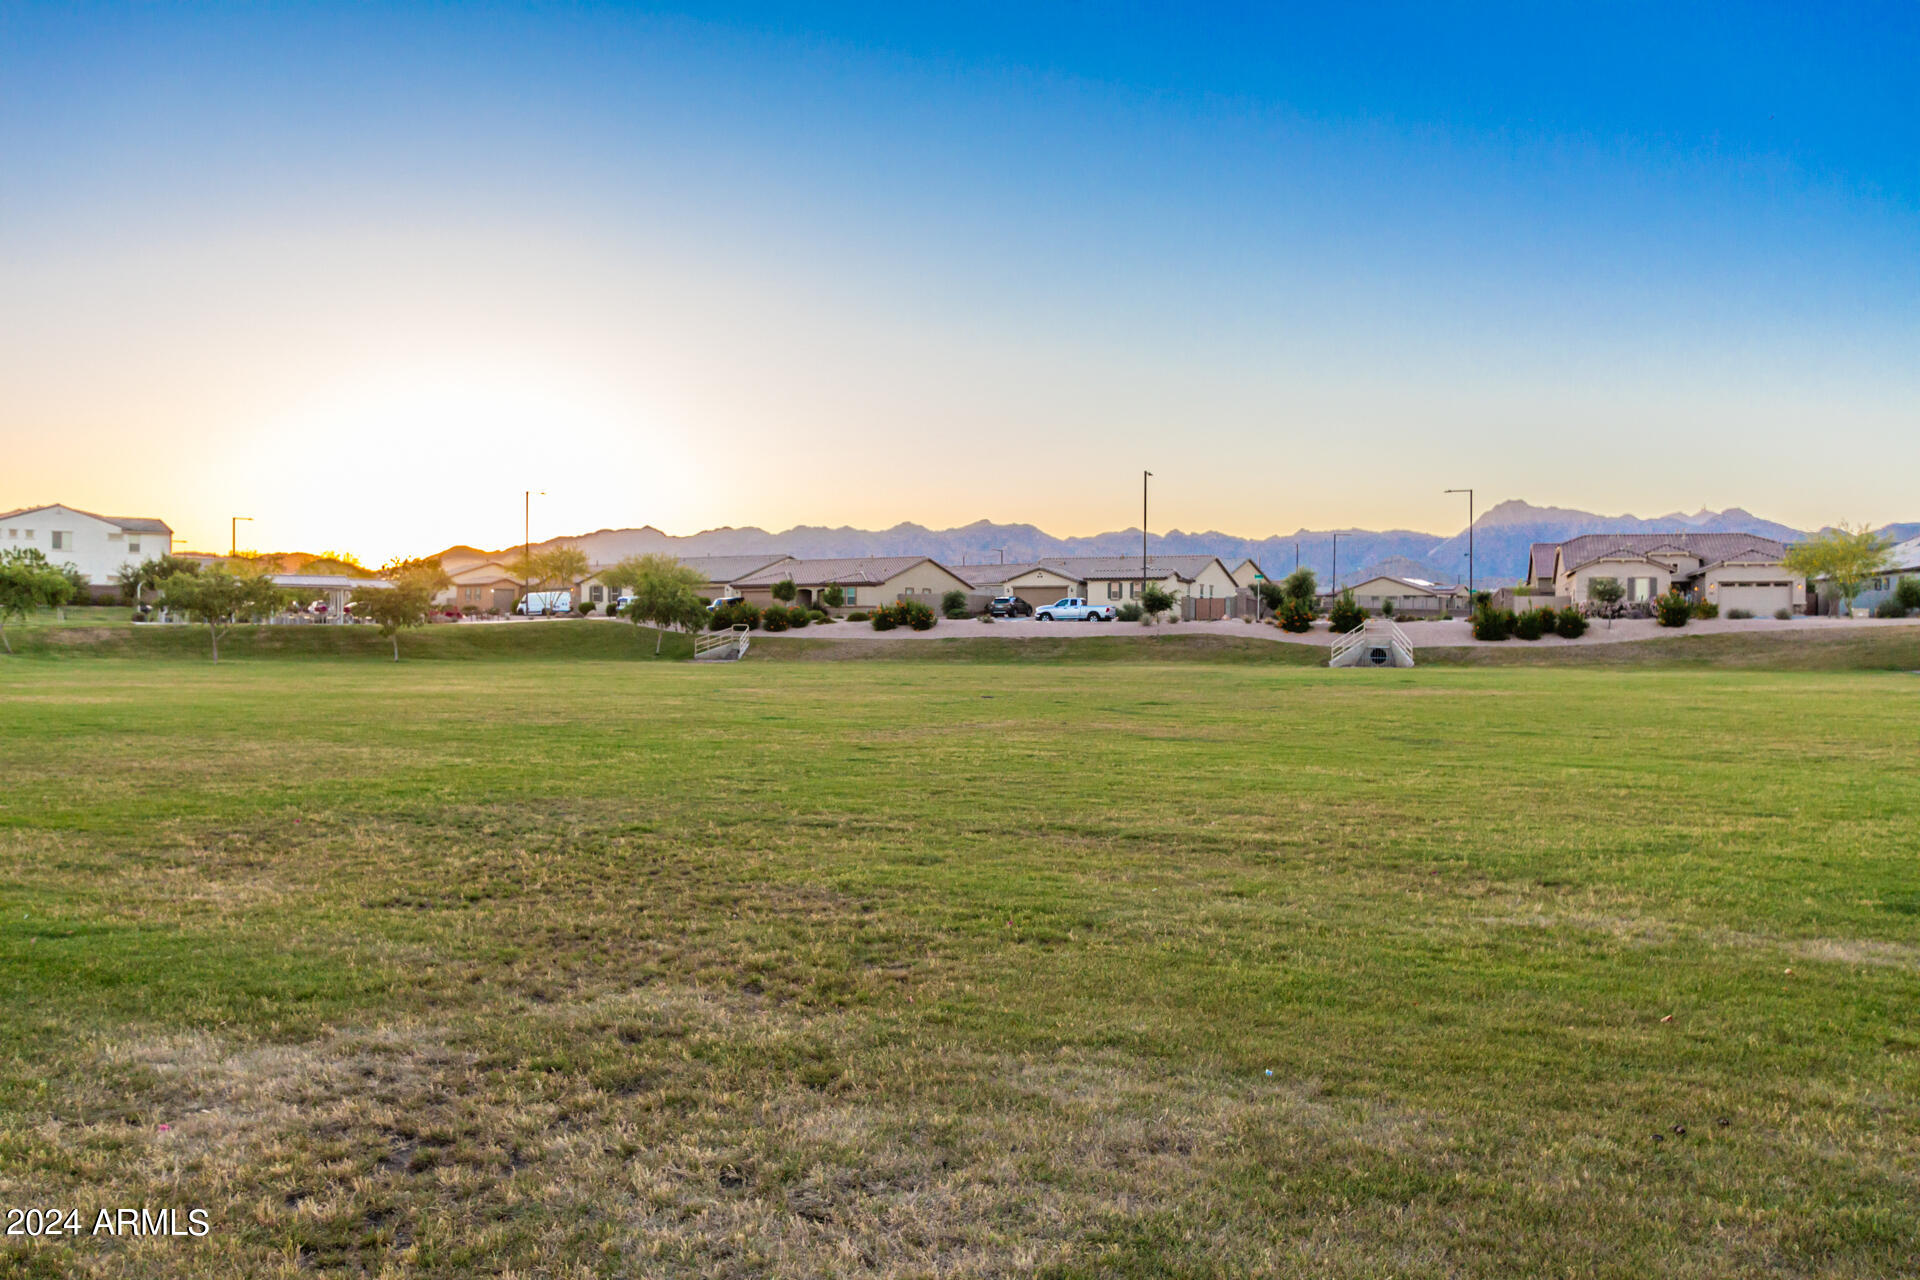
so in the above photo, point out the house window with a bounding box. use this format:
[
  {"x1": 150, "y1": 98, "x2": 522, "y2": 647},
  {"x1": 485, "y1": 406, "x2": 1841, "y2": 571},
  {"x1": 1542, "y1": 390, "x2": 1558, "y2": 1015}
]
[
  {"x1": 1129, "y1": 582, "x2": 1140, "y2": 598},
  {"x1": 590, "y1": 585, "x2": 604, "y2": 602},
  {"x1": 463, "y1": 587, "x2": 482, "y2": 603},
  {"x1": 127, "y1": 539, "x2": 141, "y2": 555},
  {"x1": 51, "y1": 531, "x2": 70, "y2": 550},
  {"x1": 1107, "y1": 582, "x2": 1120, "y2": 599},
  {"x1": 844, "y1": 588, "x2": 857, "y2": 605}
]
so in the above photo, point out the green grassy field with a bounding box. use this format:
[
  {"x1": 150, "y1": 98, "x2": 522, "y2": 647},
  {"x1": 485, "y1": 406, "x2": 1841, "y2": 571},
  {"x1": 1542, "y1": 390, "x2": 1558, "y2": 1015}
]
[{"x1": 2, "y1": 645, "x2": 1917, "y2": 1277}]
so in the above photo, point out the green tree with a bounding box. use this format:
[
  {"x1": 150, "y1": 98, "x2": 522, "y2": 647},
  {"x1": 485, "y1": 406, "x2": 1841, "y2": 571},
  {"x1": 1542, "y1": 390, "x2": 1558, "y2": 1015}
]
[
  {"x1": 618, "y1": 554, "x2": 709, "y2": 655},
  {"x1": 1281, "y1": 567, "x2": 1318, "y2": 604},
  {"x1": 940, "y1": 588, "x2": 969, "y2": 618},
  {"x1": 352, "y1": 579, "x2": 439, "y2": 661},
  {"x1": 1327, "y1": 589, "x2": 1364, "y2": 634},
  {"x1": 1255, "y1": 579, "x2": 1287, "y2": 614},
  {"x1": 118, "y1": 553, "x2": 201, "y2": 606},
  {"x1": 771, "y1": 577, "x2": 797, "y2": 603},
  {"x1": 1140, "y1": 584, "x2": 1176, "y2": 621},
  {"x1": 380, "y1": 554, "x2": 452, "y2": 596},
  {"x1": 0, "y1": 548, "x2": 76, "y2": 653},
  {"x1": 1586, "y1": 576, "x2": 1625, "y2": 628},
  {"x1": 1784, "y1": 523, "x2": 1894, "y2": 617},
  {"x1": 820, "y1": 585, "x2": 845, "y2": 609},
  {"x1": 512, "y1": 545, "x2": 591, "y2": 602},
  {"x1": 156, "y1": 567, "x2": 287, "y2": 663}
]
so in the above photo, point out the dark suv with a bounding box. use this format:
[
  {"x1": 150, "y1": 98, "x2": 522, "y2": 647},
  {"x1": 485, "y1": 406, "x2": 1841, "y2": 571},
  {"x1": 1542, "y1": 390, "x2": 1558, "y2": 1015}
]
[{"x1": 987, "y1": 596, "x2": 1034, "y2": 617}]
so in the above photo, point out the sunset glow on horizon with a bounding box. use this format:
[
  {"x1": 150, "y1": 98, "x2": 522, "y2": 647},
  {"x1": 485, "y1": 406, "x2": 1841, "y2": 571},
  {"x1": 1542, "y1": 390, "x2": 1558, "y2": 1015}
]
[{"x1": 5, "y1": 3, "x2": 1916, "y2": 562}]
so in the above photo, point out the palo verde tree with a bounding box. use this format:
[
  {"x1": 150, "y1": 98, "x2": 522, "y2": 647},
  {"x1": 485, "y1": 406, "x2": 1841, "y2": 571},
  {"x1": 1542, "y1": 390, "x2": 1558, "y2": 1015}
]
[
  {"x1": 511, "y1": 545, "x2": 591, "y2": 603},
  {"x1": 0, "y1": 548, "x2": 77, "y2": 653},
  {"x1": 619, "y1": 554, "x2": 710, "y2": 654},
  {"x1": 156, "y1": 566, "x2": 287, "y2": 663},
  {"x1": 379, "y1": 554, "x2": 452, "y2": 596},
  {"x1": 352, "y1": 578, "x2": 439, "y2": 661},
  {"x1": 1784, "y1": 523, "x2": 1893, "y2": 617}
]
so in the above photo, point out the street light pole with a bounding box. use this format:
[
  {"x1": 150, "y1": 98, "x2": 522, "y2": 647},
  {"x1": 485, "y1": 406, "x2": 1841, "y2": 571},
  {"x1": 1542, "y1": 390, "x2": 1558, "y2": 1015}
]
[
  {"x1": 1444, "y1": 488, "x2": 1474, "y2": 597},
  {"x1": 1141, "y1": 470, "x2": 1152, "y2": 603},
  {"x1": 523, "y1": 490, "x2": 545, "y2": 608},
  {"x1": 1331, "y1": 532, "x2": 1341, "y2": 597},
  {"x1": 231, "y1": 516, "x2": 252, "y2": 557}
]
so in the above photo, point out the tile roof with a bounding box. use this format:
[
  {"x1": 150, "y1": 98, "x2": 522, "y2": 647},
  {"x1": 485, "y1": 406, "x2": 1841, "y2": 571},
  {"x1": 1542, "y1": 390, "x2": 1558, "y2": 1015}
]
[
  {"x1": 734, "y1": 556, "x2": 951, "y2": 587},
  {"x1": 1032, "y1": 555, "x2": 1225, "y2": 581},
  {"x1": 1527, "y1": 542, "x2": 1559, "y2": 581},
  {"x1": 1883, "y1": 535, "x2": 1920, "y2": 572},
  {"x1": 675, "y1": 554, "x2": 793, "y2": 583},
  {"x1": 0, "y1": 503, "x2": 172, "y2": 534},
  {"x1": 949, "y1": 562, "x2": 1040, "y2": 587},
  {"x1": 1553, "y1": 532, "x2": 1788, "y2": 575}
]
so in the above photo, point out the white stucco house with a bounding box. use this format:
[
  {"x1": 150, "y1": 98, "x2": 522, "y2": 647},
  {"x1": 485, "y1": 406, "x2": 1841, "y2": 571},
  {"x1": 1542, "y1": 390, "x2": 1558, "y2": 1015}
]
[{"x1": 0, "y1": 503, "x2": 174, "y2": 599}]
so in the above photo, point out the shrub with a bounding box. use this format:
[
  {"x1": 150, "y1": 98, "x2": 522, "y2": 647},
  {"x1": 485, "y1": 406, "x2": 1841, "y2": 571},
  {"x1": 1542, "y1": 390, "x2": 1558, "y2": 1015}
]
[
  {"x1": 869, "y1": 609, "x2": 896, "y2": 631},
  {"x1": 1471, "y1": 606, "x2": 1514, "y2": 641},
  {"x1": 1277, "y1": 596, "x2": 1315, "y2": 633},
  {"x1": 1774, "y1": 607, "x2": 1792, "y2": 620},
  {"x1": 1327, "y1": 591, "x2": 1364, "y2": 634},
  {"x1": 577, "y1": 600, "x2": 596, "y2": 615},
  {"x1": 1874, "y1": 598, "x2": 1907, "y2": 618},
  {"x1": 708, "y1": 604, "x2": 735, "y2": 631},
  {"x1": 901, "y1": 599, "x2": 936, "y2": 631},
  {"x1": 1893, "y1": 577, "x2": 1920, "y2": 611},
  {"x1": 846, "y1": 611, "x2": 870, "y2": 622},
  {"x1": 771, "y1": 578, "x2": 797, "y2": 603},
  {"x1": 1690, "y1": 599, "x2": 1719, "y2": 620},
  {"x1": 809, "y1": 610, "x2": 832, "y2": 624},
  {"x1": 1725, "y1": 607, "x2": 1752, "y2": 620},
  {"x1": 1116, "y1": 601, "x2": 1144, "y2": 622},
  {"x1": 786, "y1": 607, "x2": 809, "y2": 628},
  {"x1": 1511, "y1": 608, "x2": 1545, "y2": 641},
  {"x1": 1380, "y1": 600, "x2": 1394, "y2": 617},
  {"x1": 1555, "y1": 607, "x2": 1588, "y2": 639},
  {"x1": 760, "y1": 605, "x2": 790, "y2": 632},
  {"x1": 1655, "y1": 592, "x2": 1692, "y2": 627},
  {"x1": 941, "y1": 589, "x2": 970, "y2": 619}
]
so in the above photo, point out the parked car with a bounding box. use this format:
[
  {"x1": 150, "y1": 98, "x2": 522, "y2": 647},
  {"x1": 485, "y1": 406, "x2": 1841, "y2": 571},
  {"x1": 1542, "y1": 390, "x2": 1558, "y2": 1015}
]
[
  {"x1": 1034, "y1": 597, "x2": 1117, "y2": 621},
  {"x1": 706, "y1": 593, "x2": 742, "y2": 611},
  {"x1": 988, "y1": 595, "x2": 1034, "y2": 617}
]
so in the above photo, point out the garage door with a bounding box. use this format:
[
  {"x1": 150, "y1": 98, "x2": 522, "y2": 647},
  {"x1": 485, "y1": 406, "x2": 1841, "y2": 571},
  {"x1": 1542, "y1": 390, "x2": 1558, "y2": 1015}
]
[
  {"x1": 1717, "y1": 583, "x2": 1790, "y2": 615},
  {"x1": 1016, "y1": 586, "x2": 1069, "y2": 608}
]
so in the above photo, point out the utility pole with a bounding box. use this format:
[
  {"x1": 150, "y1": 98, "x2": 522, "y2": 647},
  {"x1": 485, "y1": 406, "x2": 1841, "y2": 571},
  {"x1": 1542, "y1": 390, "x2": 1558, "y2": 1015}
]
[
  {"x1": 1330, "y1": 532, "x2": 1341, "y2": 598},
  {"x1": 1141, "y1": 471, "x2": 1152, "y2": 603},
  {"x1": 1444, "y1": 488, "x2": 1475, "y2": 597},
  {"x1": 230, "y1": 516, "x2": 252, "y2": 557}
]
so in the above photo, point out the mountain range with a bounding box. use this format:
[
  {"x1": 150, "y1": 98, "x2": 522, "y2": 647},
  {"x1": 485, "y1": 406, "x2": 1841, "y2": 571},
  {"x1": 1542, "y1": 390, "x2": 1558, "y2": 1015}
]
[{"x1": 462, "y1": 501, "x2": 1920, "y2": 588}]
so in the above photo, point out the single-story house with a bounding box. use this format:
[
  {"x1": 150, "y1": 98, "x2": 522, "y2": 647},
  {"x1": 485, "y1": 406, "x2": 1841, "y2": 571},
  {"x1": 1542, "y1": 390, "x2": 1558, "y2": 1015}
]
[
  {"x1": 1035, "y1": 556, "x2": 1243, "y2": 610},
  {"x1": 1000, "y1": 565, "x2": 1084, "y2": 608},
  {"x1": 440, "y1": 560, "x2": 526, "y2": 614},
  {"x1": 733, "y1": 556, "x2": 972, "y2": 609},
  {"x1": 1540, "y1": 533, "x2": 1800, "y2": 614},
  {"x1": 0, "y1": 503, "x2": 174, "y2": 599},
  {"x1": 1228, "y1": 559, "x2": 1268, "y2": 590},
  {"x1": 1346, "y1": 575, "x2": 1463, "y2": 615},
  {"x1": 680, "y1": 554, "x2": 794, "y2": 601}
]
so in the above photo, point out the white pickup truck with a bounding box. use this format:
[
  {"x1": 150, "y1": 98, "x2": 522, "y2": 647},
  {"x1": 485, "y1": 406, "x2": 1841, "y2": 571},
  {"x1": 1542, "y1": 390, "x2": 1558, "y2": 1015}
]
[{"x1": 1034, "y1": 597, "x2": 1117, "y2": 622}]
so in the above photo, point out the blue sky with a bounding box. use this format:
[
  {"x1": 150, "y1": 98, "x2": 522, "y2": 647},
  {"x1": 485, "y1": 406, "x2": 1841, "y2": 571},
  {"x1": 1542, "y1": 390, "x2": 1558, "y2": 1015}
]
[{"x1": 3, "y1": 2, "x2": 1915, "y2": 557}]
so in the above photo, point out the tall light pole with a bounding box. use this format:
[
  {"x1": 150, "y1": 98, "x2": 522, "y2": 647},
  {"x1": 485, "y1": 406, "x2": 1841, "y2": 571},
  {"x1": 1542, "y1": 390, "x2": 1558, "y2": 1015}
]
[
  {"x1": 1444, "y1": 488, "x2": 1474, "y2": 597},
  {"x1": 230, "y1": 516, "x2": 252, "y2": 557},
  {"x1": 524, "y1": 490, "x2": 545, "y2": 607},
  {"x1": 1330, "y1": 532, "x2": 1341, "y2": 597},
  {"x1": 1141, "y1": 471, "x2": 1152, "y2": 602}
]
